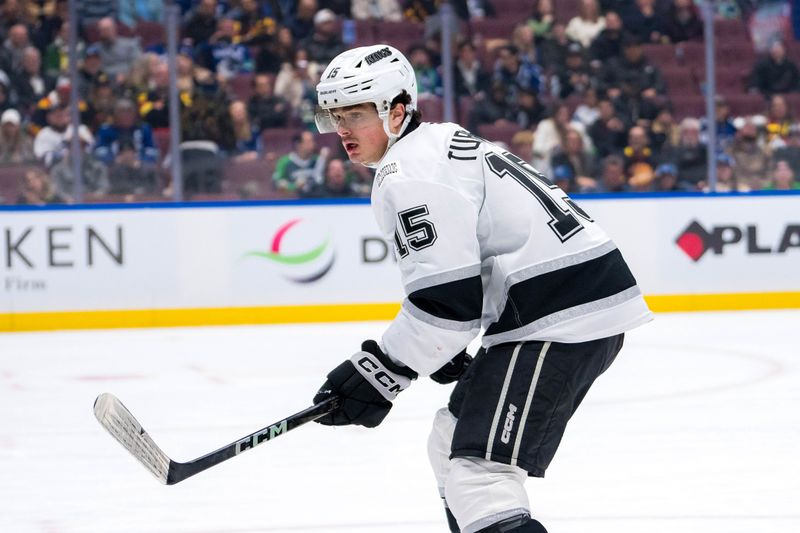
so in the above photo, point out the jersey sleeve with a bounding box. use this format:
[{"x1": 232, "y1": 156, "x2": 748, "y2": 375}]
[{"x1": 375, "y1": 177, "x2": 483, "y2": 377}]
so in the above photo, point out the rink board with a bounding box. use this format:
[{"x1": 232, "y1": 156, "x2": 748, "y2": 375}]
[{"x1": 1, "y1": 193, "x2": 798, "y2": 331}]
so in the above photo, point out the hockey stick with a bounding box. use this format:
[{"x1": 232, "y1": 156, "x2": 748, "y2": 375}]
[{"x1": 93, "y1": 392, "x2": 341, "y2": 485}]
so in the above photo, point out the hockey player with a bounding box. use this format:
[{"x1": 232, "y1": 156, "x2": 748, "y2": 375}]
[{"x1": 311, "y1": 44, "x2": 653, "y2": 533}]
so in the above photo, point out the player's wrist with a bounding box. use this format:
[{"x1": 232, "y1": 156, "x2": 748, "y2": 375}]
[{"x1": 350, "y1": 340, "x2": 417, "y2": 401}]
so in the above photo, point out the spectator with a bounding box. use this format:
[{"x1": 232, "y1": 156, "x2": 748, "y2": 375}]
[
  {"x1": 87, "y1": 79, "x2": 116, "y2": 130},
  {"x1": 203, "y1": 18, "x2": 254, "y2": 82},
  {"x1": 273, "y1": 130, "x2": 323, "y2": 193},
  {"x1": 94, "y1": 98, "x2": 159, "y2": 168},
  {"x1": 0, "y1": 109, "x2": 35, "y2": 164},
  {"x1": 565, "y1": 0, "x2": 605, "y2": 48},
  {"x1": 452, "y1": 40, "x2": 491, "y2": 98},
  {"x1": 539, "y1": 22, "x2": 576, "y2": 72},
  {"x1": 652, "y1": 163, "x2": 682, "y2": 192},
  {"x1": 300, "y1": 8, "x2": 346, "y2": 65},
  {"x1": 593, "y1": 154, "x2": 629, "y2": 192},
  {"x1": 622, "y1": 125, "x2": 656, "y2": 177},
  {"x1": 108, "y1": 146, "x2": 159, "y2": 196},
  {"x1": 33, "y1": 105, "x2": 73, "y2": 167},
  {"x1": 708, "y1": 153, "x2": 745, "y2": 192},
  {"x1": 223, "y1": 99, "x2": 263, "y2": 161},
  {"x1": 600, "y1": 33, "x2": 666, "y2": 124},
  {"x1": 527, "y1": 0, "x2": 554, "y2": 43},
  {"x1": 555, "y1": 42, "x2": 591, "y2": 99},
  {"x1": 35, "y1": 0, "x2": 69, "y2": 52},
  {"x1": 701, "y1": 95, "x2": 737, "y2": 151},
  {"x1": 467, "y1": 81, "x2": 515, "y2": 131},
  {"x1": 550, "y1": 128, "x2": 599, "y2": 188},
  {"x1": 550, "y1": 164, "x2": 576, "y2": 193},
  {"x1": 76, "y1": 44, "x2": 108, "y2": 100},
  {"x1": 31, "y1": 78, "x2": 95, "y2": 130},
  {"x1": 43, "y1": 19, "x2": 76, "y2": 79},
  {"x1": 184, "y1": 0, "x2": 219, "y2": 46},
  {"x1": 573, "y1": 88, "x2": 600, "y2": 128},
  {"x1": 514, "y1": 88, "x2": 546, "y2": 130},
  {"x1": 50, "y1": 124, "x2": 111, "y2": 201},
  {"x1": 274, "y1": 48, "x2": 321, "y2": 128},
  {"x1": 302, "y1": 157, "x2": 361, "y2": 197},
  {"x1": 229, "y1": 0, "x2": 277, "y2": 46},
  {"x1": 649, "y1": 106, "x2": 679, "y2": 156},
  {"x1": 10, "y1": 47, "x2": 54, "y2": 114},
  {"x1": 662, "y1": 117, "x2": 707, "y2": 188},
  {"x1": 287, "y1": 0, "x2": 318, "y2": 40},
  {"x1": 588, "y1": 98, "x2": 627, "y2": 158},
  {"x1": 118, "y1": 0, "x2": 164, "y2": 28},
  {"x1": 127, "y1": 52, "x2": 161, "y2": 95},
  {"x1": 729, "y1": 118, "x2": 772, "y2": 190},
  {"x1": 255, "y1": 25, "x2": 296, "y2": 75},
  {"x1": 589, "y1": 10, "x2": 624, "y2": 66},
  {"x1": 493, "y1": 45, "x2": 542, "y2": 101},
  {"x1": 748, "y1": 41, "x2": 800, "y2": 97},
  {"x1": 95, "y1": 17, "x2": 142, "y2": 85},
  {"x1": 773, "y1": 126, "x2": 800, "y2": 177},
  {"x1": 664, "y1": 0, "x2": 703, "y2": 43},
  {"x1": 0, "y1": 23, "x2": 30, "y2": 73},
  {"x1": 622, "y1": 0, "x2": 665, "y2": 44},
  {"x1": 409, "y1": 44, "x2": 441, "y2": 98},
  {"x1": 16, "y1": 167, "x2": 64, "y2": 205},
  {"x1": 627, "y1": 162, "x2": 655, "y2": 191},
  {"x1": 511, "y1": 129, "x2": 535, "y2": 164},
  {"x1": 449, "y1": 0, "x2": 494, "y2": 21},
  {"x1": 402, "y1": 0, "x2": 439, "y2": 24},
  {"x1": 352, "y1": 0, "x2": 402, "y2": 22},
  {"x1": 176, "y1": 44, "x2": 217, "y2": 95},
  {"x1": 766, "y1": 159, "x2": 800, "y2": 190},
  {"x1": 0, "y1": 0, "x2": 35, "y2": 30},
  {"x1": 138, "y1": 60, "x2": 173, "y2": 129},
  {"x1": 533, "y1": 102, "x2": 591, "y2": 176},
  {"x1": 764, "y1": 94, "x2": 793, "y2": 149},
  {"x1": 248, "y1": 73, "x2": 290, "y2": 130},
  {"x1": 77, "y1": 0, "x2": 118, "y2": 27},
  {"x1": 511, "y1": 23, "x2": 538, "y2": 64}
]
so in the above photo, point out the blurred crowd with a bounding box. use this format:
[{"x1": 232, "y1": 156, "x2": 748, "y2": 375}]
[{"x1": 1, "y1": 0, "x2": 800, "y2": 205}]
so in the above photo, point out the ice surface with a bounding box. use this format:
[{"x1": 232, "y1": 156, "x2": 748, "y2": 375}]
[{"x1": 1, "y1": 311, "x2": 799, "y2": 533}]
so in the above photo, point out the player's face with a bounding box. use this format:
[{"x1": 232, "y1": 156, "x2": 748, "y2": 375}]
[{"x1": 332, "y1": 104, "x2": 388, "y2": 166}]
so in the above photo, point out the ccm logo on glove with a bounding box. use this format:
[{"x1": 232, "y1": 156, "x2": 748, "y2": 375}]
[{"x1": 352, "y1": 351, "x2": 412, "y2": 401}]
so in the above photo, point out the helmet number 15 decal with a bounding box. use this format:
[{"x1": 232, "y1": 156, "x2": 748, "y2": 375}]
[
  {"x1": 485, "y1": 151, "x2": 592, "y2": 242},
  {"x1": 394, "y1": 205, "x2": 437, "y2": 258}
]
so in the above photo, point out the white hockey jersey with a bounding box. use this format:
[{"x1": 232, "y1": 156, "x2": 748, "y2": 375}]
[{"x1": 372, "y1": 122, "x2": 653, "y2": 376}]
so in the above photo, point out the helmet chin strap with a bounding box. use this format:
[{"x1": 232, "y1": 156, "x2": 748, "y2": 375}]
[{"x1": 363, "y1": 112, "x2": 413, "y2": 169}]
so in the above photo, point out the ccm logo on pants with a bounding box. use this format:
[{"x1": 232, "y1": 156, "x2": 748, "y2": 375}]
[{"x1": 500, "y1": 404, "x2": 518, "y2": 444}]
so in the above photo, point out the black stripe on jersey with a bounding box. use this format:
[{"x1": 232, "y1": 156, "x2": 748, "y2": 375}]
[
  {"x1": 485, "y1": 248, "x2": 636, "y2": 336},
  {"x1": 408, "y1": 275, "x2": 483, "y2": 322}
]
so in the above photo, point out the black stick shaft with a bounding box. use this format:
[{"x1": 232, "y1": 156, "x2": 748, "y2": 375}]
[{"x1": 166, "y1": 396, "x2": 341, "y2": 484}]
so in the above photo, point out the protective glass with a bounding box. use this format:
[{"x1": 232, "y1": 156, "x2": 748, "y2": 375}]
[{"x1": 315, "y1": 108, "x2": 381, "y2": 134}]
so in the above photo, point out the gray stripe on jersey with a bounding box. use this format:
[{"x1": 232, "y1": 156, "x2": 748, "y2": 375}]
[
  {"x1": 402, "y1": 299, "x2": 482, "y2": 332},
  {"x1": 503, "y1": 239, "x2": 618, "y2": 290},
  {"x1": 404, "y1": 263, "x2": 483, "y2": 295},
  {"x1": 511, "y1": 342, "x2": 550, "y2": 467},
  {"x1": 484, "y1": 285, "x2": 643, "y2": 346},
  {"x1": 484, "y1": 342, "x2": 524, "y2": 461}
]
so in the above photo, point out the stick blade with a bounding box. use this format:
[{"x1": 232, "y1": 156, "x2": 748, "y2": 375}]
[{"x1": 94, "y1": 393, "x2": 172, "y2": 484}]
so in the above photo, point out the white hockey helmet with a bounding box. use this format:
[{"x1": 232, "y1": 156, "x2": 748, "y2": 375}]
[{"x1": 315, "y1": 44, "x2": 417, "y2": 141}]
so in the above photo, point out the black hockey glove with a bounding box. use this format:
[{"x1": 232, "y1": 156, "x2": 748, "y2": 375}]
[
  {"x1": 430, "y1": 350, "x2": 473, "y2": 385},
  {"x1": 313, "y1": 340, "x2": 417, "y2": 428}
]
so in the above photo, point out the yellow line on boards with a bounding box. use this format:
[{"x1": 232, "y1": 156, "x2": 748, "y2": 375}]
[
  {"x1": 2, "y1": 293, "x2": 799, "y2": 332},
  {"x1": 3, "y1": 303, "x2": 402, "y2": 332},
  {"x1": 645, "y1": 292, "x2": 800, "y2": 312}
]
